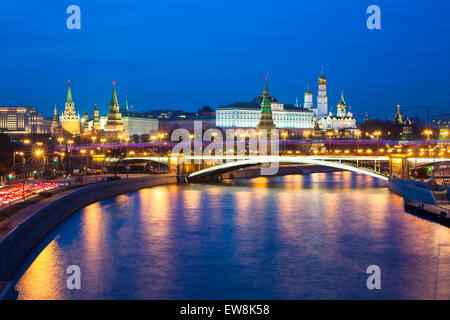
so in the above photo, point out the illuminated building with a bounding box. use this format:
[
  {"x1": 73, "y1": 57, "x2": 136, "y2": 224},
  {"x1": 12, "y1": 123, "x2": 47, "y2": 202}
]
[
  {"x1": 319, "y1": 91, "x2": 356, "y2": 130},
  {"x1": 439, "y1": 125, "x2": 449, "y2": 141},
  {"x1": 101, "y1": 81, "x2": 127, "y2": 142},
  {"x1": 316, "y1": 68, "x2": 328, "y2": 117},
  {"x1": 120, "y1": 95, "x2": 158, "y2": 136},
  {"x1": 216, "y1": 77, "x2": 313, "y2": 129},
  {"x1": 93, "y1": 104, "x2": 101, "y2": 131},
  {"x1": 60, "y1": 81, "x2": 81, "y2": 136},
  {"x1": 93, "y1": 94, "x2": 158, "y2": 138},
  {"x1": 304, "y1": 83, "x2": 313, "y2": 110},
  {"x1": 401, "y1": 115, "x2": 413, "y2": 141},
  {"x1": 82, "y1": 109, "x2": 89, "y2": 133},
  {"x1": 0, "y1": 106, "x2": 46, "y2": 134}
]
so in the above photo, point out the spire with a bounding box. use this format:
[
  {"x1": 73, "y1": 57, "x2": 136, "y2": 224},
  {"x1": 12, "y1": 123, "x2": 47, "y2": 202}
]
[
  {"x1": 261, "y1": 75, "x2": 271, "y2": 114},
  {"x1": 94, "y1": 104, "x2": 98, "y2": 111},
  {"x1": 340, "y1": 90, "x2": 345, "y2": 104},
  {"x1": 394, "y1": 104, "x2": 403, "y2": 125},
  {"x1": 110, "y1": 81, "x2": 118, "y2": 107},
  {"x1": 257, "y1": 75, "x2": 276, "y2": 130},
  {"x1": 263, "y1": 75, "x2": 269, "y2": 93},
  {"x1": 320, "y1": 66, "x2": 326, "y2": 80},
  {"x1": 306, "y1": 82, "x2": 311, "y2": 93},
  {"x1": 125, "y1": 94, "x2": 129, "y2": 111},
  {"x1": 67, "y1": 80, "x2": 73, "y2": 103},
  {"x1": 52, "y1": 105, "x2": 59, "y2": 123},
  {"x1": 295, "y1": 97, "x2": 299, "y2": 108}
]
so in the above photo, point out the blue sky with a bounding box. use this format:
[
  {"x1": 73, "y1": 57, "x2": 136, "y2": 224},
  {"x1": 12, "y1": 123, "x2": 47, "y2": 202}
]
[{"x1": 0, "y1": 0, "x2": 449, "y2": 120}]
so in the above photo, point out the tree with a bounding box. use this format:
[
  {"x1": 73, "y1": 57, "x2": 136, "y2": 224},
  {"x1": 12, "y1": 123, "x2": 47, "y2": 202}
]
[{"x1": 0, "y1": 133, "x2": 12, "y2": 175}]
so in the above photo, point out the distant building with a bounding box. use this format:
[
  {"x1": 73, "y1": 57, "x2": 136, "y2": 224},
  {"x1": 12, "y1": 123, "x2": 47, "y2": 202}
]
[
  {"x1": 86, "y1": 95, "x2": 158, "y2": 138},
  {"x1": 121, "y1": 96, "x2": 158, "y2": 136},
  {"x1": 216, "y1": 77, "x2": 313, "y2": 129},
  {"x1": 303, "y1": 84, "x2": 313, "y2": 110},
  {"x1": 158, "y1": 116, "x2": 215, "y2": 133},
  {"x1": 0, "y1": 106, "x2": 46, "y2": 134},
  {"x1": 318, "y1": 91, "x2": 356, "y2": 130},
  {"x1": 316, "y1": 69, "x2": 328, "y2": 117},
  {"x1": 92, "y1": 104, "x2": 101, "y2": 131},
  {"x1": 439, "y1": 125, "x2": 449, "y2": 141},
  {"x1": 431, "y1": 114, "x2": 450, "y2": 128},
  {"x1": 51, "y1": 105, "x2": 63, "y2": 137},
  {"x1": 82, "y1": 109, "x2": 89, "y2": 133},
  {"x1": 400, "y1": 116, "x2": 413, "y2": 141}
]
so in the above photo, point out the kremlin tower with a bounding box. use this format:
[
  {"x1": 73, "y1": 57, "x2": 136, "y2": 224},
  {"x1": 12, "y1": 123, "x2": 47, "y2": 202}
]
[
  {"x1": 103, "y1": 81, "x2": 127, "y2": 141},
  {"x1": 60, "y1": 80, "x2": 81, "y2": 136},
  {"x1": 51, "y1": 105, "x2": 63, "y2": 137},
  {"x1": 257, "y1": 76, "x2": 276, "y2": 130},
  {"x1": 93, "y1": 104, "x2": 101, "y2": 131}
]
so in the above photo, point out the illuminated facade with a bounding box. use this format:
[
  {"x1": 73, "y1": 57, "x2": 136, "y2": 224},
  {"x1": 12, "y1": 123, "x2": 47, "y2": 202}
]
[
  {"x1": 60, "y1": 81, "x2": 81, "y2": 136},
  {"x1": 319, "y1": 91, "x2": 356, "y2": 130},
  {"x1": 316, "y1": 69, "x2": 328, "y2": 117},
  {"x1": 216, "y1": 78, "x2": 313, "y2": 129},
  {"x1": 304, "y1": 84, "x2": 313, "y2": 110},
  {"x1": 0, "y1": 106, "x2": 46, "y2": 134},
  {"x1": 93, "y1": 104, "x2": 101, "y2": 131}
]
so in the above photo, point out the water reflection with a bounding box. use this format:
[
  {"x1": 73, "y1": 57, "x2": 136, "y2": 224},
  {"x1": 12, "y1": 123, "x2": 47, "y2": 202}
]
[{"x1": 13, "y1": 172, "x2": 450, "y2": 299}]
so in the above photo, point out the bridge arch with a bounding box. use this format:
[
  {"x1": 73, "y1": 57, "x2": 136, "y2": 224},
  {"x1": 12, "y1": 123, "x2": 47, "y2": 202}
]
[{"x1": 187, "y1": 156, "x2": 389, "y2": 182}]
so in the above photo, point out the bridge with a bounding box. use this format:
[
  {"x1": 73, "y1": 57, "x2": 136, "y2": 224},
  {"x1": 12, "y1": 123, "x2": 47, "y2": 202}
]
[
  {"x1": 105, "y1": 155, "x2": 450, "y2": 182},
  {"x1": 184, "y1": 156, "x2": 390, "y2": 181}
]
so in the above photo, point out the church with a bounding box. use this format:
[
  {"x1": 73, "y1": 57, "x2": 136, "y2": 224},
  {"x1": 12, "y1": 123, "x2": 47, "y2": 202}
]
[{"x1": 318, "y1": 91, "x2": 357, "y2": 131}]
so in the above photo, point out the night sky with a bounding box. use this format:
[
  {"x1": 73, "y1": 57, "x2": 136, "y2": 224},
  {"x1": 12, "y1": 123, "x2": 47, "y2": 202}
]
[{"x1": 0, "y1": 0, "x2": 449, "y2": 121}]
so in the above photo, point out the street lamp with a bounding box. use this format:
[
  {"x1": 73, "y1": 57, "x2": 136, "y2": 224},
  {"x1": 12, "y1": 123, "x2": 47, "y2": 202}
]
[
  {"x1": 326, "y1": 131, "x2": 333, "y2": 152},
  {"x1": 34, "y1": 148, "x2": 45, "y2": 180},
  {"x1": 423, "y1": 129, "x2": 433, "y2": 141},
  {"x1": 281, "y1": 131, "x2": 288, "y2": 154}
]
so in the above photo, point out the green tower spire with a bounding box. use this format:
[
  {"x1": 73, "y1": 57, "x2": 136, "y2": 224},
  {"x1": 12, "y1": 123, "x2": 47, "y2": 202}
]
[
  {"x1": 125, "y1": 94, "x2": 129, "y2": 111},
  {"x1": 67, "y1": 80, "x2": 73, "y2": 103},
  {"x1": 110, "y1": 81, "x2": 118, "y2": 107},
  {"x1": 261, "y1": 76, "x2": 271, "y2": 114}
]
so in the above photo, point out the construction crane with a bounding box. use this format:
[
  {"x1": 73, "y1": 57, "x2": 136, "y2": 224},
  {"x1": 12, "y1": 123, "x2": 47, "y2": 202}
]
[{"x1": 400, "y1": 106, "x2": 438, "y2": 126}]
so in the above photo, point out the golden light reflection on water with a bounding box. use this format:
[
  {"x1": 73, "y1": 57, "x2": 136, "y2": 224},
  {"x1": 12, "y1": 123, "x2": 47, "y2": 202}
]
[
  {"x1": 275, "y1": 189, "x2": 298, "y2": 241},
  {"x1": 141, "y1": 187, "x2": 171, "y2": 239},
  {"x1": 234, "y1": 190, "x2": 253, "y2": 230},
  {"x1": 182, "y1": 188, "x2": 202, "y2": 229},
  {"x1": 81, "y1": 201, "x2": 104, "y2": 284},
  {"x1": 16, "y1": 240, "x2": 65, "y2": 300}
]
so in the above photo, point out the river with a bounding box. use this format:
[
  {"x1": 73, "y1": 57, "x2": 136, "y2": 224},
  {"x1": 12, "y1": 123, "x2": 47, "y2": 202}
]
[{"x1": 12, "y1": 172, "x2": 450, "y2": 299}]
